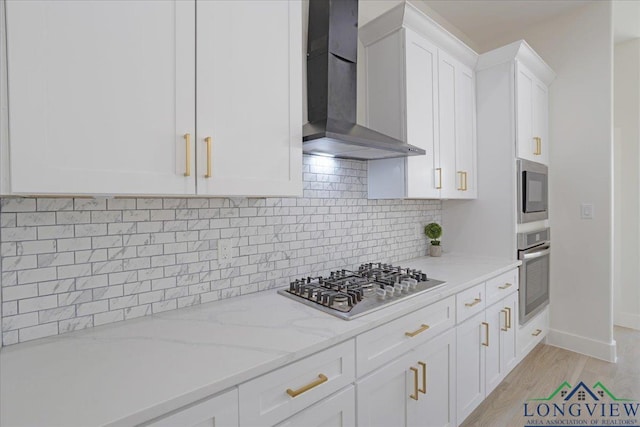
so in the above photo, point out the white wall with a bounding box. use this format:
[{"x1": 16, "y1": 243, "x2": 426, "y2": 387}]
[
  {"x1": 613, "y1": 39, "x2": 640, "y2": 330},
  {"x1": 482, "y1": 2, "x2": 616, "y2": 361}
]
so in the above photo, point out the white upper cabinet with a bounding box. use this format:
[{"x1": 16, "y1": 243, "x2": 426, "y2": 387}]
[
  {"x1": 516, "y1": 62, "x2": 549, "y2": 164},
  {"x1": 361, "y1": 3, "x2": 478, "y2": 200},
  {"x1": 477, "y1": 40, "x2": 554, "y2": 166},
  {"x1": 2, "y1": 0, "x2": 302, "y2": 197},
  {"x1": 196, "y1": 0, "x2": 302, "y2": 197},
  {"x1": 4, "y1": 0, "x2": 196, "y2": 195}
]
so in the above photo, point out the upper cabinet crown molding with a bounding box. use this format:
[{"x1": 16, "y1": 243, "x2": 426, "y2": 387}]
[
  {"x1": 476, "y1": 40, "x2": 556, "y2": 85},
  {"x1": 359, "y1": 2, "x2": 478, "y2": 69}
]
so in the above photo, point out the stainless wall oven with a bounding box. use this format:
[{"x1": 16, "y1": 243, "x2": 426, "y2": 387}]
[
  {"x1": 517, "y1": 159, "x2": 548, "y2": 223},
  {"x1": 518, "y1": 228, "x2": 550, "y2": 324}
]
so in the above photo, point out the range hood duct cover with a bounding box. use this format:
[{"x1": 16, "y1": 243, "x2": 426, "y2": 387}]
[{"x1": 303, "y1": 0, "x2": 425, "y2": 160}]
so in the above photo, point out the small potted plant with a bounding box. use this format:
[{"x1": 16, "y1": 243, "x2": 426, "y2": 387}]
[{"x1": 424, "y1": 222, "x2": 442, "y2": 257}]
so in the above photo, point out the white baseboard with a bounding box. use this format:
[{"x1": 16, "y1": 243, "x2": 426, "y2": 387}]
[
  {"x1": 546, "y1": 328, "x2": 617, "y2": 362},
  {"x1": 614, "y1": 312, "x2": 640, "y2": 330}
]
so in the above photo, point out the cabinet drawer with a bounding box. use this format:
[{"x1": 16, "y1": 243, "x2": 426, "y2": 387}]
[
  {"x1": 239, "y1": 340, "x2": 355, "y2": 427},
  {"x1": 356, "y1": 296, "x2": 455, "y2": 377},
  {"x1": 143, "y1": 388, "x2": 238, "y2": 427},
  {"x1": 518, "y1": 306, "x2": 549, "y2": 358},
  {"x1": 485, "y1": 269, "x2": 519, "y2": 306},
  {"x1": 456, "y1": 283, "x2": 486, "y2": 323}
]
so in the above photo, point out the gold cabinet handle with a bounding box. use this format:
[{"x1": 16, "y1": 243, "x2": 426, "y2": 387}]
[
  {"x1": 405, "y1": 324, "x2": 430, "y2": 338},
  {"x1": 501, "y1": 309, "x2": 509, "y2": 331},
  {"x1": 533, "y1": 137, "x2": 542, "y2": 155},
  {"x1": 505, "y1": 307, "x2": 512, "y2": 329},
  {"x1": 418, "y1": 361, "x2": 427, "y2": 394},
  {"x1": 409, "y1": 367, "x2": 419, "y2": 401},
  {"x1": 465, "y1": 298, "x2": 482, "y2": 307},
  {"x1": 498, "y1": 283, "x2": 513, "y2": 290},
  {"x1": 183, "y1": 133, "x2": 191, "y2": 177},
  {"x1": 457, "y1": 171, "x2": 468, "y2": 191},
  {"x1": 435, "y1": 168, "x2": 442, "y2": 189},
  {"x1": 204, "y1": 136, "x2": 212, "y2": 178},
  {"x1": 532, "y1": 329, "x2": 542, "y2": 337},
  {"x1": 482, "y1": 321, "x2": 490, "y2": 347},
  {"x1": 286, "y1": 374, "x2": 328, "y2": 398}
]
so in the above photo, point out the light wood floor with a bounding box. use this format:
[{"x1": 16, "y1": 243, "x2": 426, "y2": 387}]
[{"x1": 460, "y1": 326, "x2": 640, "y2": 427}]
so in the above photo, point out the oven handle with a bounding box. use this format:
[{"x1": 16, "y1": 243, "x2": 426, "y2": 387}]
[{"x1": 522, "y1": 246, "x2": 551, "y2": 260}]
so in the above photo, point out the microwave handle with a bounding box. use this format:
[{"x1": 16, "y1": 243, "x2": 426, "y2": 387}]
[{"x1": 522, "y1": 247, "x2": 551, "y2": 260}]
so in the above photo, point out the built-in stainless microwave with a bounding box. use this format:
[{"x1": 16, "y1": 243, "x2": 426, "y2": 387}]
[{"x1": 517, "y1": 159, "x2": 548, "y2": 223}]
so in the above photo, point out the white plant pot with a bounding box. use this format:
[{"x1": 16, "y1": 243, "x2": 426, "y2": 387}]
[{"x1": 429, "y1": 245, "x2": 442, "y2": 257}]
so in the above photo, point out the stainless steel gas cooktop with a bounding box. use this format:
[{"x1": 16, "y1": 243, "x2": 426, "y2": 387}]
[{"x1": 278, "y1": 263, "x2": 446, "y2": 320}]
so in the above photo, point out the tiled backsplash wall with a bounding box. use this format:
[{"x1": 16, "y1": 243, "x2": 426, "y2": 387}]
[{"x1": 0, "y1": 156, "x2": 441, "y2": 345}]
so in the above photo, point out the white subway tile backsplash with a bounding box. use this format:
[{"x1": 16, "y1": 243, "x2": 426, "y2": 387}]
[{"x1": 1, "y1": 157, "x2": 441, "y2": 345}]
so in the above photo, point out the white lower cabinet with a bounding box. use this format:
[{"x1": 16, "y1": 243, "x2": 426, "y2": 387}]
[
  {"x1": 144, "y1": 269, "x2": 531, "y2": 427},
  {"x1": 357, "y1": 328, "x2": 456, "y2": 427},
  {"x1": 517, "y1": 306, "x2": 549, "y2": 360},
  {"x1": 276, "y1": 386, "x2": 356, "y2": 427},
  {"x1": 456, "y1": 289, "x2": 519, "y2": 424},
  {"x1": 144, "y1": 388, "x2": 239, "y2": 427}
]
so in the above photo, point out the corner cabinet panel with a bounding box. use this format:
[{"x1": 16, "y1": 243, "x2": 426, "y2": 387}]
[
  {"x1": 196, "y1": 0, "x2": 302, "y2": 197},
  {"x1": 4, "y1": 0, "x2": 196, "y2": 195}
]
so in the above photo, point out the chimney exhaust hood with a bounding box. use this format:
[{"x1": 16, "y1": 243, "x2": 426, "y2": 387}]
[{"x1": 303, "y1": 0, "x2": 425, "y2": 160}]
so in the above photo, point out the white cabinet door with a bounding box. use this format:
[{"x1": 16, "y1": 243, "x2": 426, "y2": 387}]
[
  {"x1": 196, "y1": 0, "x2": 302, "y2": 197},
  {"x1": 437, "y1": 52, "x2": 458, "y2": 199},
  {"x1": 4, "y1": 0, "x2": 196, "y2": 195},
  {"x1": 532, "y1": 80, "x2": 549, "y2": 165},
  {"x1": 404, "y1": 29, "x2": 440, "y2": 198},
  {"x1": 516, "y1": 62, "x2": 548, "y2": 165},
  {"x1": 357, "y1": 351, "x2": 415, "y2": 427},
  {"x1": 454, "y1": 63, "x2": 477, "y2": 199},
  {"x1": 144, "y1": 388, "x2": 238, "y2": 427},
  {"x1": 276, "y1": 386, "x2": 355, "y2": 427},
  {"x1": 501, "y1": 292, "x2": 519, "y2": 375},
  {"x1": 456, "y1": 311, "x2": 486, "y2": 423},
  {"x1": 412, "y1": 329, "x2": 457, "y2": 427},
  {"x1": 484, "y1": 301, "x2": 504, "y2": 396}
]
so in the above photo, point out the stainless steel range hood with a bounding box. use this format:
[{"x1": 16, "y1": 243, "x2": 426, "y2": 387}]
[{"x1": 304, "y1": 0, "x2": 425, "y2": 160}]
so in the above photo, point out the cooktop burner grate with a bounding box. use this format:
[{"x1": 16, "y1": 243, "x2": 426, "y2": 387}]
[{"x1": 278, "y1": 263, "x2": 446, "y2": 319}]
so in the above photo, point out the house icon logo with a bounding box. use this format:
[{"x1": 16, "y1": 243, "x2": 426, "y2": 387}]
[
  {"x1": 524, "y1": 381, "x2": 639, "y2": 424},
  {"x1": 528, "y1": 381, "x2": 634, "y2": 402}
]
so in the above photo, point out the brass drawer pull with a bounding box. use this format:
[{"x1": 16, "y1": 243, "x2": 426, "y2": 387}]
[
  {"x1": 532, "y1": 329, "x2": 543, "y2": 337},
  {"x1": 418, "y1": 361, "x2": 427, "y2": 394},
  {"x1": 183, "y1": 133, "x2": 191, "y2": 177},
  {"x1": 286, "y1": 374, "x2": 328, "y2": 398},
  {"x1": 505, "y1": 306, "x2": 512, "y2": 329},
  {"x1": 410, "y1": 367, "x2": 419, "y2": 401},
  {"x1": 204, "y1": 136, "x2": 212, "y2": 178},
  {"x1": 501, "y1": 309, "x2": 509, "y2": 332},
  {"x1": 534, "y1": 137, "x2": 542, "y2": 155},
  {"x1": 498, "y1": 283, "x2": 513, "y2": 290},
  {"x1": 465, "y1": 298, "x2": 482, "y2": 307},
  {"x1": 482, "y1": 321, "x2": 490, "y2": 346},
  {"x1": 405, "y1": 324, "x2": 430, "y2": 337}
]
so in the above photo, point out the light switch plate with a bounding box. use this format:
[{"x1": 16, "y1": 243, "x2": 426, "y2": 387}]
[{"x1": 580, "y1": 203, "x2": 594, "y2": 219}]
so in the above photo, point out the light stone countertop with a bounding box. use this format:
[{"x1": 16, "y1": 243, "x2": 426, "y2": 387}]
[{"x1": 0, "y1": 254, "x2": 520, "y2": 427}]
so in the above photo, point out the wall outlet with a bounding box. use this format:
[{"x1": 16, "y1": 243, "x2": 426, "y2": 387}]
[
  {"x1": 580, "y1": 203, "x2": 594, "y2": 220},
  {"x1": 218, "y1": 239, "x2": 232, "y2": 263}
]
